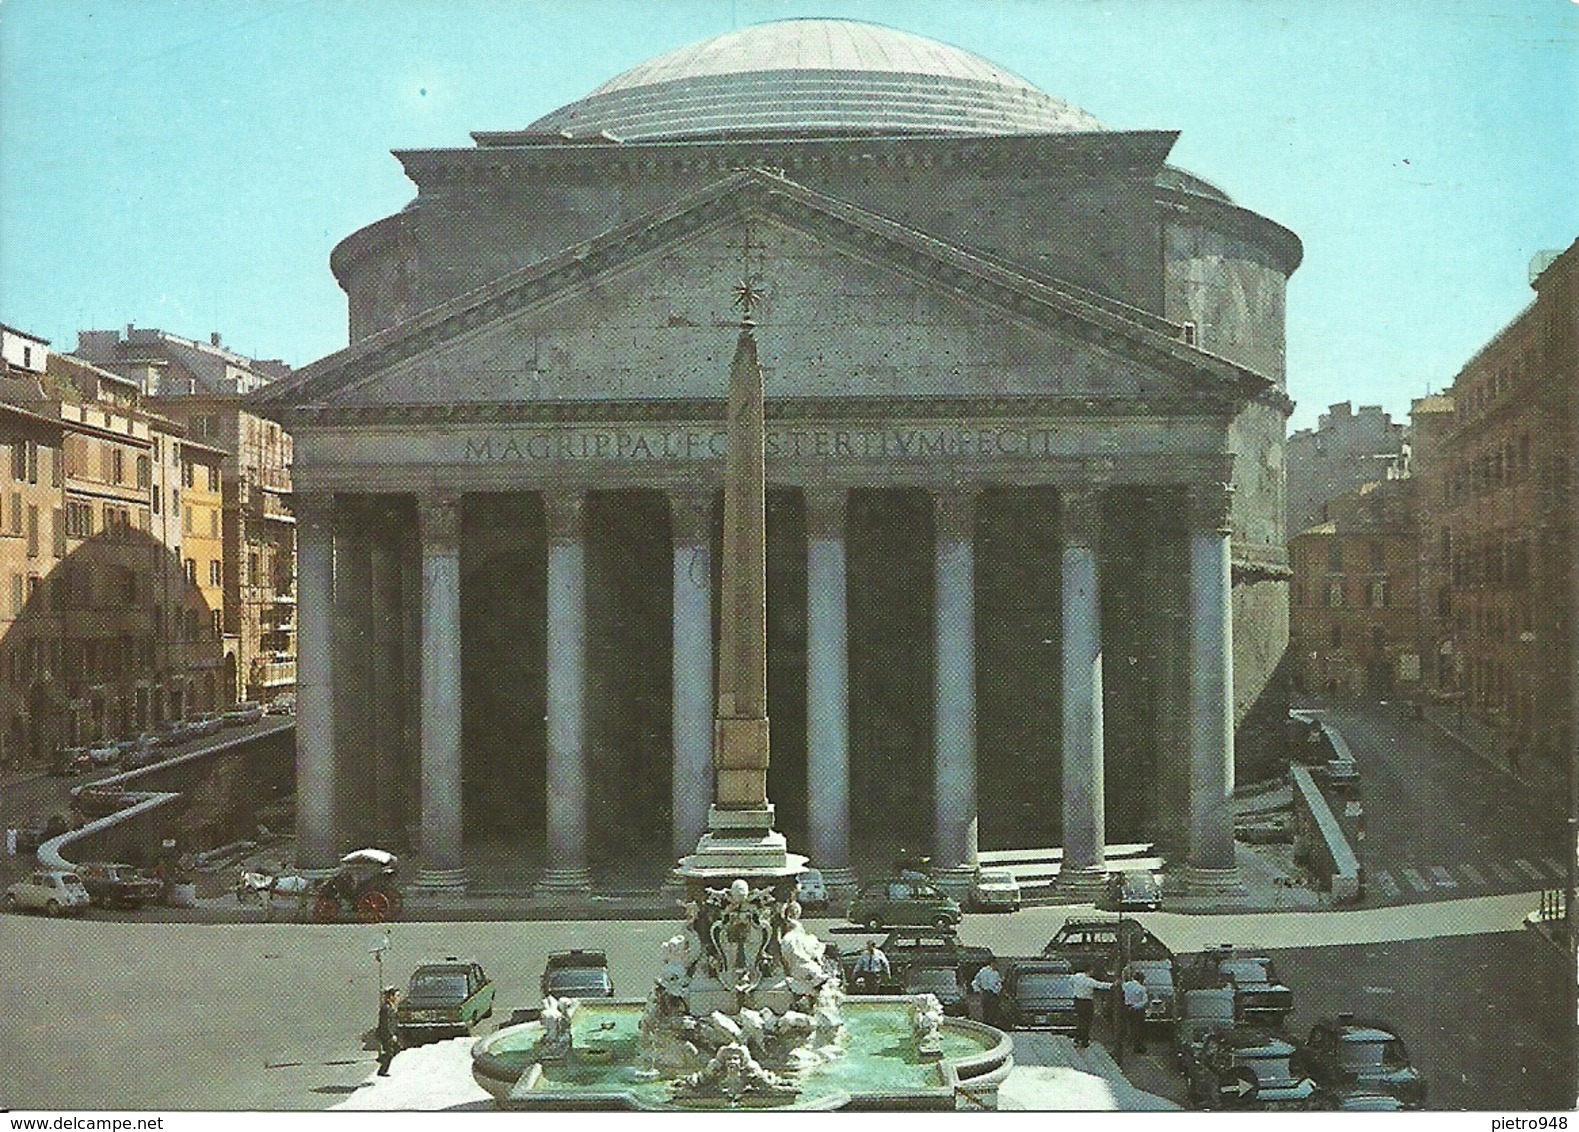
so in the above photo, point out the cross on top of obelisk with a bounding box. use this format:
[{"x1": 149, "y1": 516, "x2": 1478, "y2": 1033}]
[{"x1": 730, "y1": 221, "x2": 766, "y2": 325}]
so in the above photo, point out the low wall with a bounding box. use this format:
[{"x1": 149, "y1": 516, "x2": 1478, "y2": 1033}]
[
  {"x1": 1288, "y1": 764, "x2": 1361, "y2": 903},
  {"x1": 44, "y1": 722, "x2": 295, "y2": 871}
]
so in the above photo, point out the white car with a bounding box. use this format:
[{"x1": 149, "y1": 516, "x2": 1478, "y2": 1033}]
[
  {"x1": 223, "y1": 702, "x2": 265, "y2": 726},
  {"x1": 796, "y1": 867, "x2": 828, "y2": 910},
  {"x1": 4, "y1": 870, "x2": 92, "y2": 916},
  {"x1": 971, "y1": 869, "x2": 1022, "y2": 912},
  {"x1": 265, "y1": 693, "x2": 296, "y2": 716}
]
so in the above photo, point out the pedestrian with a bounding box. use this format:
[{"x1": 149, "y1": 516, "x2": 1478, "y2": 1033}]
[
  {"x1": 376, "y1": 985, "x2": 402, "y2": 1076},
  {"x1": 851, "y1": 939, "x2": 891, "y2": 994},
  {"x1": 1120, "y1": 969, "x2": 1150, "y2": 1054},
  {"x1": 1069, "y1": 968, "x2": 1113, "y2": 1049},
  {"x1": 971, "y1": 962, "x2": 1004, "y2": 1027}
]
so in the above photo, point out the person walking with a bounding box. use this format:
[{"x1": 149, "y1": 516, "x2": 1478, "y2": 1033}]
[
  {"x1": 1120, "y1": 969, "x2": 1151, "y2": 1054},
  {"x1": 851, "y1": 939, "x2": 892, "y2": 994},
  {"x1": 1069, "y1": 968, "x2": 1114, "y2": 1049},
  {"x1": 376, "y1": 986, "x2": 402, "y2": 1076},
  {"x1": 971, "y1": 962, "x2": 1004, "y2": 1027}
]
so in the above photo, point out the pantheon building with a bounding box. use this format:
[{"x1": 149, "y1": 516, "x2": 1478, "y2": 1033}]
[{"x1": 254, "y1": 20, "x2": 1300, "y2": 897}]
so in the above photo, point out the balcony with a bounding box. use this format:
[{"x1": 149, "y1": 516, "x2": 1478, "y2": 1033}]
[{"x1": 251, "y1": 658, "x2": 296, "y2": 690}]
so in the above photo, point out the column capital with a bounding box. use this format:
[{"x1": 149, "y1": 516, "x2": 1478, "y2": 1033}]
[
  {"x1": 1187, "y1": 481, "x2": 1236, "y2": 535},
  {"x1": 804, "y1": 486, "x2": 848, "y2": 541},
  {"x1": 668, "y1": 487, "x2": 714, "y2": 546},
  {"x1": 1060, "y1": 485, "x2": 1103, "y2": 547},
  {"x1": 931, "y1": 486, "x2": 976, "y2": 539},
  {"x1": 543, "y1": 490, "x2": 585, "y2": 545},
  {"x1": 418, "y1": 493, "x2": 461, "y2": 552}
]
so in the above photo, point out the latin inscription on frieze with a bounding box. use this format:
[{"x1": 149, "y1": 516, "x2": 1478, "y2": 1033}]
[{"x1": 459, "y1": 424, "x2": 1078, "y2": 463}]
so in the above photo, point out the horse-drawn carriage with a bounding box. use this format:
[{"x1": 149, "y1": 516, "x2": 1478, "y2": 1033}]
[{"x1": 237, "y1": 848, "x2": 403, "y2": 922}]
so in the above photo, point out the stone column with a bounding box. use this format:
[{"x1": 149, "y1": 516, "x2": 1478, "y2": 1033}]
[
  {"x1": 368, "y1": 505, "x2": 404, "y2": 847},
  {"x1": 1059, "y1": 486, "x2": 1108, "y2": 897},
  {"x1": 932, "y1": 488, "x2": 978, "y2": 893},
  {"x1": 670, "y1": 488, "x2": 715, "y2": 859},
  {"x1": 539, "y1": 490, "x2": 592, "y2": 894},
  {"x1": 805, "y1": 487, "x2": 855, "y2": 896},
  {"x1": 333, "y1": 502, "x2": 373, "y2": 848},
  {"x1": 294, "y1": 493, "x2": 338, "y2": 872},
  {"x1": 416, "y1": 494, "x2": 466, "y2": 892},
  {"x1": 1185, "y1": 481, "x2": 1245, "y2": 899}
]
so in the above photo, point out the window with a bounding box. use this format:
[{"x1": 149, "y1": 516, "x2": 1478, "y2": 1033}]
[
  {"x1": 10, "y1": 574, "x2": 21, "y2": 616},
  {"x1": 1370, "y1": 581, "x2": 1389, "y2": 608},
  {"x1": 1369, "y1": 542, "x2": 1384, "y2": 570},
  {"x1": 136, "y1": 455, "x2": 150, "y2": 489},
  {"x1": 211, "y1": 609, "x2": 222, "y2": 638},
  {"x1": 1327, "y1": 582, "x2": 1344, "y2": 608},
  {"x1": 26, "y1": 505, "x2": 38, "y2": 557},
  {"x1": 9, "y1": 493, "x2": 19, "y2": 535},
  {"x1": 207, "y1": 465, "x2": 219, "y2": 492},
  {"x1": 1330, "y1": 624, "x2": 1343, "y2": 648},
  {"x1": 1437, "y1": 588, "x2": 1452, "y2": 618},
  {"x1": 209, "y1": 509, "x2": 219, "y2": 538},
  {"x1": 111, "y1": 448, "x2": 125, "y2": 484},
  {"x1": 209, "y1": 560, "x2": 221, "y2": 586},
  {"x1": 1441, "y1": 528, "x2": 1452, "y2": 559},
  {"x1": 64, "y1": 500, "x2": 93, "y2": 539},
  {"x1": 50, "y1": 447, "x2": 61, "y2": 488},
  {"x1": 248, "y1": 552, "x2": 258, "y2": 587},
  {"x1": 152, "y1": 486, "x2": 160, "y2": 516},
  {"x1": 184, "y1": 558, "x2": 197, "y2": 585},
  {"x1": 52, "y1": 509, "x2": 64, "y2": 558},
  {"x1": 1327, "y1": 543, "x2": 1343, "y2": 572},
  {"x1": 184, "y1": 505, "x2": 192, "y2": 535},
  {"x1": 182, "y1": 462, "x2": 195, "y2": 489}
]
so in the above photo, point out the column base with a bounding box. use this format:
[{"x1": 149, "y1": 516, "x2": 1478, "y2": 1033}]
[
  {"x1": 1181, "y1": 865, "x2": 1248, "y2": 904},
  {"x1": 1057, "y1": 865, "x2": 1110, "y2": 900},
  {"x1": 414, "y1": 867, "x2": 467, "y2": 894},
  {"x1": 535, "y1": 866, "x2": 593, "y2": 896}
]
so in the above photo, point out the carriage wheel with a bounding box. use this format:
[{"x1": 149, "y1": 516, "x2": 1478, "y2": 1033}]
[
  {"x1": 355, "y1": 890, "x2": 392, "y2": 923},
  {"x1": 312, "y1": 893, "x2": 340, "y2": 922}
]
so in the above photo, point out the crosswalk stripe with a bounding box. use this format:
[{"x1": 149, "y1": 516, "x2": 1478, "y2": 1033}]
[
  {"x1": 1459, "y1": 864, "x2": 1488, "y2": 887},
  {"x1": 1400, "y1": 867, "x2": 1432, "y2": 893},
  {"x1": 1484, "y1": 861, "x2": 1516, "y2": 885},
  {"x1": 1540, "y1": 857, "x2": 1567, "y2": 880},
  {"x1": 1514, "y1": 859, "x2": 1545, "y2": 881},
  {"x1": 1428, "y1": 866, "x2": 1457, "y2": 888},
  {"x1": 1371, "y1": 870, "x2": 1401, "y2": 899}
]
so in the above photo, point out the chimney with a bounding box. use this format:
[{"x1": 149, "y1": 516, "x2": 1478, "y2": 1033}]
[
  {"x1": 210, "y1": 332, "x2": 222, "y2": 347},
  {"x1": 125, "y1": 323, "x2": 134, "y2": 339}
]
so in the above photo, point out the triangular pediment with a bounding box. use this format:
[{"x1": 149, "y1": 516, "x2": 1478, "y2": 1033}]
[{"x1": 257, "y1": 170, "x2": 1275, "y2": 418}]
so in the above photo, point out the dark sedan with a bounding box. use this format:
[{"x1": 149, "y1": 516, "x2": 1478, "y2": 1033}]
[
  {"x1": 541, "y1": 949, "x2": 614, "y2": 1000},
  {"x1": 1297, "y1": 1014, "x2": 1426, "y2": 1109},
  {"x1": 903, "y1": 963, "x2": 969, "y2": 1017},
  {"x1": 396, "y1": 959, "x2": 495, "y2": 1043},
  {"x1": 1003, "y1": 958, "x2": 1080, "y2": 1032},
  {"x1": 77, "y1": 862, "x2": 162, "y2": 909}
]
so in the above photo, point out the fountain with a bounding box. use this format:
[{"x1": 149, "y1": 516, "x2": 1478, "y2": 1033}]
[{"x1": 472, "y1": 257, "x2": 1013, "y2": 1109}]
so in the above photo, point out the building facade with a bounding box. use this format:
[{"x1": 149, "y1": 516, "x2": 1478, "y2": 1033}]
[
  {"x1": 1285, "y1": 401, "x2": 1408, "y2": 541},
  {"x1": 254, "y1": 20, "x2": 1301, "y2": 894},
  {"x1": 1289, "y1": 479, "x2": 1420, "y2": 698},
  {"x1": 76, "y1": 328, "x2": 296, "y2": 704},
  {"x1": 1412, "y1": 241, "x2": 1577, "y2": 798}
]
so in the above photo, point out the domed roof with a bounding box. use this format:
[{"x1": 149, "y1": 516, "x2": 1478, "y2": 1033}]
[{"x1": 527, "y1": 19, "x2": 1103, "y2": 141}]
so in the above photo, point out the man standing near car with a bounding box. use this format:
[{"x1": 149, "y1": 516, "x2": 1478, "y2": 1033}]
[
  {"x1": 971, "y1": 962, "x2": 1004, "y2": 1027},
  {"x1": 1069, "y1": 968, "x2": 1113, "y2": 1049},
  {"x1": 1120, "y1": 969, "x2": 1151, "y2": 1054},
  {"x1": 852, "y1": 939, "x2": 891, "y2": 994},
  {"x1": 376, "y1": 986, "x2": 402, "y2": 1076}
]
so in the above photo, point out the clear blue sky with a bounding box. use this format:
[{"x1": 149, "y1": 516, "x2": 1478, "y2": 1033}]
[{"x1": 1, "y1": 0, "x2": 1573, "y2": 430}]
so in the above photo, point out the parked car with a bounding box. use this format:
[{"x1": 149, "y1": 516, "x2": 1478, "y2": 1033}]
[
  {"x1": 903, "y1": 962, "x2": 969, "y2": 1017},
  {"x1": 795, "y1": 867, "x2": 828, "y2": 911},
  {"x1": 1315, "y1": 722, "x2": 1361, "y2": 790},
  {"x1": 77, "y1": 862, "x2": 163, "y2": 909},
  {"x1": 1296, "y1": 1014, "x2": 1426, "y2": 1109},
  {"x1": 1101, "y1": 870, "x2": 1163, "y2": 912},
  {"x1": 87, "y1": 743, "x2": 121, "y2": 767},
  {"x1": 1181, "y1": 945, "x2": 1293, "y2": 1029},
  {"x1": 1042, "y1": 917, "x2": 1172, "y2": 973},
  {"x1": 1002, "y1": 958, "x2": 1079, "y2": 1032},
  {"x1": 879, "y1": 927, "x2": 994, "y2": 982},
  {"x1": 1174, "y1": 986, "x2": 1238, "y2": 1073},
  {"x1": 13, "y1": 813, "x2": 71, "y2": 855},
  {"x1": 395, "y1": 959, "x2": 495, "y2": 1042},
  {"x1": 223, "y1": 701, "x2": 265, "y2": 726},
  {"x1": 3, "y1": 869, "x2": 92, "y2": 916},
  {"x1": 1186, "y1": 1026, "x2": 1316, "y2": 1110},
  {"x1": 541, "y1": 949, "x2": 614, "y2": 999},
  {"x1": 847, "y1": 876, "x2": 961, "y2": 930},
  {"x1": 156, "y1": 720, "x2": 190, "y2": 746},
  {"x1": 970, "y1": 868, "x2": 1022, "y2": 912},
  {"x1": 265, "y1": 693, "x2": 297, "y2": 716},
  {"x1": 188, "y1": 712, "x2": 225, "y2": 738}
]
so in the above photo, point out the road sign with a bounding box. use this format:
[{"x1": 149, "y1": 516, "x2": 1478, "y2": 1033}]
[{"x1": 1218, "y1": 1066, "x2": 1259, "y2": 1104}]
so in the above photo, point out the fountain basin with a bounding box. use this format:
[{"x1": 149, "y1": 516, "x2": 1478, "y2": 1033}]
[{"x1": 472, "y1": 999, "x2": 1013, "y2": 1111}]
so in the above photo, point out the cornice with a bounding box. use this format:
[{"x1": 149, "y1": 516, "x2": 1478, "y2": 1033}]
[{"x1": 1156, "y1": 185, "x2": 1303, "y2": 278}]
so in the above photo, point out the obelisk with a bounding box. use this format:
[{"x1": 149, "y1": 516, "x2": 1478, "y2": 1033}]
[{"x1": 677, "y1": 276, "x2": 804, "y2": 884}]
